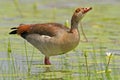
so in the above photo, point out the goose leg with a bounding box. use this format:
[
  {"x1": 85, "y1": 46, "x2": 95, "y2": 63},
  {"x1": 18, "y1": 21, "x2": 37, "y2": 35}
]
[{"x1": 44, "y1": 56, "x2": 51, "y2": 65}]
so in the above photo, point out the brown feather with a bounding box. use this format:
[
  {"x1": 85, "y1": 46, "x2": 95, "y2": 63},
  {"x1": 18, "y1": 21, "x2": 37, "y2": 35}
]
[
  {"x1": 15, "y1": 23, "x2": 69, "y2": 37},
  {"x1": 17, "y1": 24, "x2": 32, "y2": 35},
  {"x1": 28, "y1": 23, "x2": 69, "y2": 36}
]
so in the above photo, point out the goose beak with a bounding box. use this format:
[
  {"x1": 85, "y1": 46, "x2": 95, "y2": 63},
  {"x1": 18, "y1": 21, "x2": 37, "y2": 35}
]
[{"x1": 82, "y1": 7, "x2": 92, "y2": 14}]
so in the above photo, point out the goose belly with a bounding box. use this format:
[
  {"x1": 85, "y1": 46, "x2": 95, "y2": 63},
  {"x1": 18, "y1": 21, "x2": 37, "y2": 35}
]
[
  {"x1": 25, "y1": 34, "x2": 64, "y2": 56},
  {"x1": 25, "y1": 34, "x2": 79, "y2": 56}
]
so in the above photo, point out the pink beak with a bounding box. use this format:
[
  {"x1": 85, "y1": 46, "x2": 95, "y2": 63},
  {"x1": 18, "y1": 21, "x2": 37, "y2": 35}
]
[{"x1": 82, "y1": 7, "x2": 92, "y2": 14}]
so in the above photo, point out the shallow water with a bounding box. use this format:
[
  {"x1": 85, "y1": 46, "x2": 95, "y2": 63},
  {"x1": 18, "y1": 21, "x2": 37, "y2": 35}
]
[{"x1": 0, "y1": 49, "x2": 120, "y2": 79}]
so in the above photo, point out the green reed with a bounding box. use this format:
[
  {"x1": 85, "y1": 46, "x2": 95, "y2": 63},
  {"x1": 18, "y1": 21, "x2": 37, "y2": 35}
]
[
  {"x1": 33, "y1": 2, "x2": 39, "y2": 17},
  {"x1": 12, "y1": 0, "x2": 24, "y2": 17},
  {"x1": 24, "y1": 41, "x2": 32, "y2": 76},
  {"x1": 83, "y1": 50, "x2": 91, "y2": 80}
]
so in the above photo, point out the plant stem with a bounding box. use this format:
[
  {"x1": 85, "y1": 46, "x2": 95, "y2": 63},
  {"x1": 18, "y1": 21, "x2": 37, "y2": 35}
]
[
  {"x1": 24, "y1": 41, "x2": 30, "y2": 76},
  {"x1": 105, "y1": 54, "x2": 112, "y2": 80},
  {"x1": 12, "y1": 0, "x2": 24, "y2": 17},
  {"x1": 80, "y1": 22, "x2": 88, "y2": 42},
  {"x1": 105, "y1": 54, "x2": 112, "y2": 73},
  {"x1": 83, "y1": 51, "x2": 90, "y2": 80}
]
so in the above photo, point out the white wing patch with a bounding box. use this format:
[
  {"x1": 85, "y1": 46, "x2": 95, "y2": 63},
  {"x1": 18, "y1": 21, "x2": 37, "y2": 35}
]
[{"x1": 41, "y1": 35, "x2": 51, "y2": 39}]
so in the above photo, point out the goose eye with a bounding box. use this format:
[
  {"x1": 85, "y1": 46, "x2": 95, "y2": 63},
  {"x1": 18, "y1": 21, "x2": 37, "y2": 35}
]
[{"x1": 75, "y1": 8, "x2": 81, "y2": 13}]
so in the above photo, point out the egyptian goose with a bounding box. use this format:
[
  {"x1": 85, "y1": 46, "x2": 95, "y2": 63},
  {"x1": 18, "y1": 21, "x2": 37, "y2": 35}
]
[{"x1": 9, "y1": 7, "x2": 92, "y2": 65}]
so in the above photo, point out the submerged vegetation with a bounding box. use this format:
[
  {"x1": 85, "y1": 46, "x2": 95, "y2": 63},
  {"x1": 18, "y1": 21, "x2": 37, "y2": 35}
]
[{"x1": 0, "y1": 0, "x2": 120, "y2": 80}]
